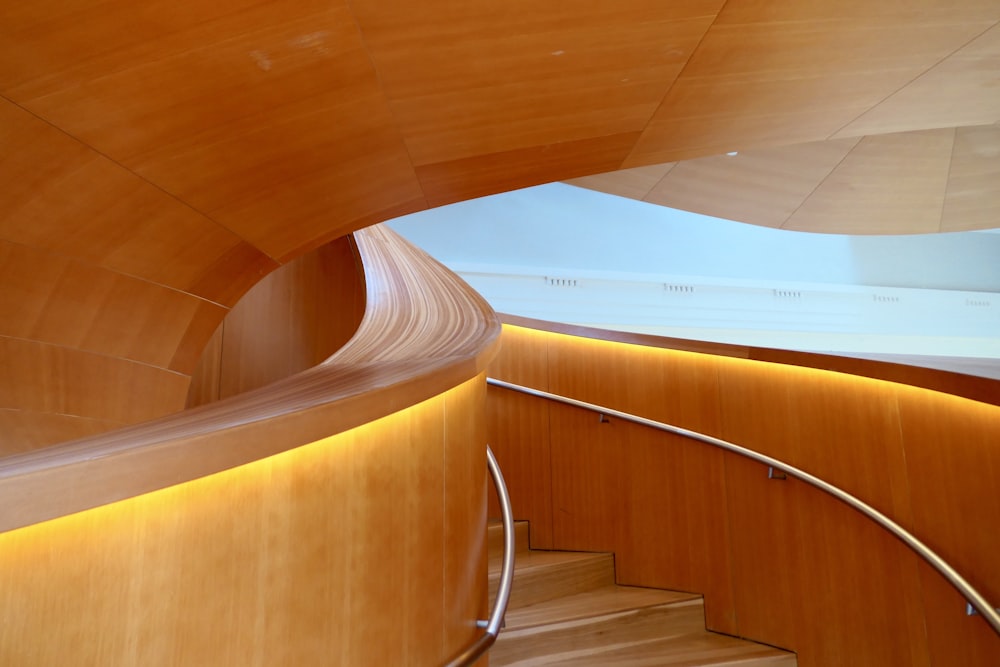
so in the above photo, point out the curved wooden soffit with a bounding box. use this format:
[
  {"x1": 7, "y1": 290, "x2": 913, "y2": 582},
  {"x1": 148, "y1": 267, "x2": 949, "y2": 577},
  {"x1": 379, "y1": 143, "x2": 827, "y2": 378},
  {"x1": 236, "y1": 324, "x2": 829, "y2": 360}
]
[
  {"x1": 567, "y1": 124, "x2": 1000, "y2": 235},
  {"x1": 0, "y1": 225, "x2": 501, "y2": 534}
]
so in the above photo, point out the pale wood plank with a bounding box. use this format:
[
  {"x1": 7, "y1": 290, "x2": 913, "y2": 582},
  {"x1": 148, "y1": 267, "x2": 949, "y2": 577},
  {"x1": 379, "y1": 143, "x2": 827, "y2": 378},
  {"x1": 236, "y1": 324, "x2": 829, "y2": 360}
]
[
  {"x1": 501, "y1": 586, "x2": 700, "y2": 632},
  {"x1": 645, "y1": 138, "x2": 860, "y2": 228},
  {"x1": 491, "y1": 550, "x2": 615, "y2": 609},
  {"x1": 565, "y1": 163, "x2": 677, "y2": 201},
  {"x1": 941, "y1": 124, "x2": 1000, "y2": 232},
  {"x1": 784, "y1": 128, "x2": 955, "y2": 233},
  {"x1": 834, "y1": 22, "x2": 1000, "y2": 138}
]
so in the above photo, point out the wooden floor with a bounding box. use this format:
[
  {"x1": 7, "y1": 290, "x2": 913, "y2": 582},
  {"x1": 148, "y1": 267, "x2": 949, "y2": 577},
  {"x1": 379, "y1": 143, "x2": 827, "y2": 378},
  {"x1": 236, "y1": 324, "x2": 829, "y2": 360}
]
[{"x1": 488, "y1": 522, "x2": 796, "y2": 666}]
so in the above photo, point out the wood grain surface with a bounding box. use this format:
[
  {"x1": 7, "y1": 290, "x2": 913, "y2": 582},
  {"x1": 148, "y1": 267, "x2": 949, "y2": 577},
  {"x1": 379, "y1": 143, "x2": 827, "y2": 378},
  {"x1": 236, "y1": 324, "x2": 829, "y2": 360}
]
[
  {"x1": 0, "y1": 376, "x2": 487, "y2": 666},
  {"x1": 0, "y1": 225, "x2": 500, "y2": 534},
  {"x1": 487, "y1": 317, "x2": 1000, "y2": 667},
  {"x1": 570, "y1": 124, "x2": 1000, "y2": 234},
  {"x1": 186, "y1": 235, "x2": 366, "y2": 407},
  {"x1": 3, "y1": 0, "x2": 998, "y2": 454},
  {"x1": 3, "y1": 4, "x2": 996, "y2": 663}
]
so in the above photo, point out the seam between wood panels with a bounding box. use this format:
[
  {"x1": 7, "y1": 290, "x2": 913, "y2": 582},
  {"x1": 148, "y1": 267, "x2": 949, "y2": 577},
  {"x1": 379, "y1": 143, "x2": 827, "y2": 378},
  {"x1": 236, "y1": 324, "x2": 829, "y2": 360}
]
[
  {"x1": 0, "y1": 333, "x2": 192, "y2": 377},
  {"x1": 0, "y1": 92, "x2": 274, "y2": 264},
  {"x1": 623, "y1": 0, "x2": 733, "y2": 167},
  {"x1": 643, "y1": 161, "x2": 682, "y2": 202},
  {"x1": 341, "y1": 0, "x2": 431, "y2": 214},
  {"x1": 825, "y1": 19, "x2": 1000, "y2": 141},
  {"x1": 939, "y1": 127, "x2": 959, "y2": 233},
  {"x1": 779, "y1": 136, "x2": 863, "y2": 230}
]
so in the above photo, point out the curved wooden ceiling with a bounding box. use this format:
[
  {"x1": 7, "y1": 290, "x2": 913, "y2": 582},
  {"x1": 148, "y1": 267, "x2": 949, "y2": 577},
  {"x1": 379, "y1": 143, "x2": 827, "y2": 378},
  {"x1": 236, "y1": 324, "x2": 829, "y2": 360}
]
[
  {"x1": 1, "y1": 0, "x2": 998, "y2": 449},
  {"x1": 567, "y1": 124, "x2": 1000, "y2": 234}
]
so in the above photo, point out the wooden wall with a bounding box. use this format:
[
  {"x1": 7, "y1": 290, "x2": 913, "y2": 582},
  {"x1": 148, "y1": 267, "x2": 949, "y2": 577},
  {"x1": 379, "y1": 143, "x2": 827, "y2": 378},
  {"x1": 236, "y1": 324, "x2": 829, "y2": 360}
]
[
  {"x1": 0, "y1": 376, "x2": 487, "y2": 666},
  {"x1": 487, "y1": 322, "x2": 1000, "y2": 667},
  {"x1": 186, "y1": 234, "x2": 366, "y2": 407},
  {"x1": 3, "y1": 0, "x2": 998, "y2": 456},
  {"x1": 0, "y1": 226, "x2": 500, "y2": 664}
]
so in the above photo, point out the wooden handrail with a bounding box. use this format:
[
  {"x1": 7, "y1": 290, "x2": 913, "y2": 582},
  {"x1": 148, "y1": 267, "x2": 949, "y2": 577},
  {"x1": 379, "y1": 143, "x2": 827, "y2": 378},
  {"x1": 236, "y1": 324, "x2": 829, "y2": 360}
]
[{"x1": 0, "y1": 225, "x2": 501, "y2": 534}]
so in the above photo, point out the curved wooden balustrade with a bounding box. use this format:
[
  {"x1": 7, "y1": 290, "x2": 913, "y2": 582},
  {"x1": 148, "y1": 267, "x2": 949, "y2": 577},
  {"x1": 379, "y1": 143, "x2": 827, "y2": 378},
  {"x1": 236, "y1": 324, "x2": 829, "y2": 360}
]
[{"x1": 0, "y1": 225, "x2": 500, "y2": 534}]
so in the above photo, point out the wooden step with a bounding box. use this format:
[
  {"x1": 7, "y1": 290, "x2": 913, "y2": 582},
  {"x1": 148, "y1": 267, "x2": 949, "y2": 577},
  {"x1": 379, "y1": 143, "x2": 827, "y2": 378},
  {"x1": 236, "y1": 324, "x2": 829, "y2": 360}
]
[
  {"x1": 489, "y1": 549, "x2": 614, "y2": 608},
  {"x1": 483, "y1": 518, "x2": 797, "y2": 667},
  {"x1": 504, "y1": 585, "x2": 701, "y2": 631},
  {"x1": 491, "y1": 598, "x2": 706, "y2": 666},
  {"x1": 531, "y1": 631, "x2": 798, "y2": 666},
  {"x1": 488, "y1": 519, "x2": 530, "y2": 556}
]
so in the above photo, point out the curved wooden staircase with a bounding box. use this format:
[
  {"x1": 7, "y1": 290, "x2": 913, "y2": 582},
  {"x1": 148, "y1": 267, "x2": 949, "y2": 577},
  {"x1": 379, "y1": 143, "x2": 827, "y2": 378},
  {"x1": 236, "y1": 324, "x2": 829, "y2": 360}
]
[{"x1": 488, "y1": 521, "x2": 796, "y2": 666}]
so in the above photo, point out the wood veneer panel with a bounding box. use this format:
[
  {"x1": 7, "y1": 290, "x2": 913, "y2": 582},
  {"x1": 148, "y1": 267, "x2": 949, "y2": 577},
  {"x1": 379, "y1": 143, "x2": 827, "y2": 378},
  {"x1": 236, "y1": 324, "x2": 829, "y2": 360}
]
[
  {"x1": 4, "y1": 1, "x2": 423, "y2": 262},
  {"x1": 941, "y1": 124, "x2": 1000, "y2": 232},
  {"x1": 351, "y1": 0, "x2": 721, "y2": 166},
  {"x1": 0, "y1": 337, "x2": 189, "y2": 427},
  {"x1": 0, "y1": 240, "x2": 226, "y2": 372},
  {"x1": 545, "y1": 331, "x2": 724, "y2": 436},
  {"x1": 505, "y1": 316, "x2": 1000, "y2": 409},
  {"x1": 185, "y1": 323, "x2": 224, "y2": 408},
  {"x1": 644, "y1": 138, "x2": 860, "y2": 229},
  {"x1": 0, "y1": 410, "x2": 125, "y2": 456},
  {"x1": 0, "y1": 225, "x2": 500, "y2": 533},
  {"x1": 415, "y1": 132, "x2": 642, "y2": 208},
  {"x1": 752, "y1": 348, "x2": 1000, "y2": 407},
  {"x1": 501, "y1": 328, "x2": 736, "y2": 632},
  {"x1": 486, "y1": 324, "x2": 554, "y2": 547},
  {"x1": 834, "y1": 22, "x2": 1000, "y2": 139},
  {"x1": 786, "y1": 129, "x2": 954, "y2": 234},
  {"x1": 489, "y1": 319, "x2": 1000, "y2": 664},
  {"x1": 443, "y1": 378, "x2": 489, "y2": 662},
  {"x1": 724, "y1": 453, "x2": 930, "y2": 667},
  {"x1": 626, "y1": 14, "x2": 992, "y2": 165},
  {"x1": 716, "y1": 360, "x2": 913, "y2": 521},
  {"x1": 564, "y1": 163, "x2": 676, "y2": 201},
  {"x1": 546, "y1": 404, "x2": 737, "y2": 634},
  {"x1": 0, "y1": 378, "x2": 484, "y2": 665},
  {"x1": 195, "y1": 235, "x2": 365, "y2": 403},
  {"x1": 487, "y1": 323, "x2": 551, "y2": 390},
  {"x1": 896, "y1": 388, "x2": 1000, "y2": 666},
  {"x1": 487, "y1": 387, "x2": 554, "y2": 550},
  {"x1": 548, "y1": 402, "x2": 630, "y2": 554},
  {"x1": 0, "y1": 99, "x2": 275, "y2": 307}
]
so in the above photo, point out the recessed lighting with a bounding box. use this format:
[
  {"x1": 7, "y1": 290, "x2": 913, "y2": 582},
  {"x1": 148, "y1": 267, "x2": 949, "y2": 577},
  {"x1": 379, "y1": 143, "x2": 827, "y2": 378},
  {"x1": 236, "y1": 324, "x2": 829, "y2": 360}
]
[{"x1": 726, "y1": 151, "x2": 739, "y2": 156}]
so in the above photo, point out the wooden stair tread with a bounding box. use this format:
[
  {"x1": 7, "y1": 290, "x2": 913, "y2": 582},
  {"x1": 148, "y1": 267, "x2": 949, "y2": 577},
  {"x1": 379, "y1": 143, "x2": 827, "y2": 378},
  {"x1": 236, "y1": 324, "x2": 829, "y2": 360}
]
[
  {"x1": 489, "y1": 550, "x2": 615, "y2": 608},
  {"x1": 492, "y1": 599, "x2": 706, "y2": 665},
  {"x1": 537, "y1": 631, "x2": 798, "y2": 666},
  {"x1": 484, "y1": 519, "x2": 797, "y2": 667},
  {"x1": 489, "y1": 548, "x2": 609, "y2": 572},
  {"x1": 504, "y1": 584, "x2": 701, "y2": 631}
]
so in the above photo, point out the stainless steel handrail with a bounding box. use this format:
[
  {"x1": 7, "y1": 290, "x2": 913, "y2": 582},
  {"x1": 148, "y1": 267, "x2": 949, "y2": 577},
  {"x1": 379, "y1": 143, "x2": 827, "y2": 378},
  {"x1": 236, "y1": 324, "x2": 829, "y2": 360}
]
[
  {"x1": 486, "y1": 376, "x2": 1000, "y2": 637},
  {"x1": 445, "y1": 445, "x2": 516, "y2": 667}
]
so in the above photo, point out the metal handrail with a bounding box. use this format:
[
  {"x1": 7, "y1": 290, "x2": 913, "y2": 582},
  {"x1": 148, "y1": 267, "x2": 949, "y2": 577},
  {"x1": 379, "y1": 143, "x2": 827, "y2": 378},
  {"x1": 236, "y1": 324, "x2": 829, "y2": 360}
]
[
  {"x1": 445, "y1": 445, "x2": 516, "y2": 667},
  {"x1": 486, "y1": 376, "x2": 1000, "y2": 637}
]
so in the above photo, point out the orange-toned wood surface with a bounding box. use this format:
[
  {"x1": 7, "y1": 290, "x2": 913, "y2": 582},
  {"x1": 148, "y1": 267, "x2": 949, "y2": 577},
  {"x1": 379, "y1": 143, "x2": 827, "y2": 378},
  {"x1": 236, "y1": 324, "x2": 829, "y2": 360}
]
[
  {"x1": 487, "y1": 318, "x2": 1000, "y2": 667},
  {"x1": 2, "y1": 0, "x2": 998, "y2": 457},
  {"x1": 0, "y1": 226, "x2": 499, "y2": 534},
  {"x1": 0, "y1": 376, "x2": 487, "y2": 666},
  {"x1": 186, "y1": 235, "x2": 365, "y2": 407},
  {"x1": 2, "y1": 3, "x2": 999, "y2": 660}
]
